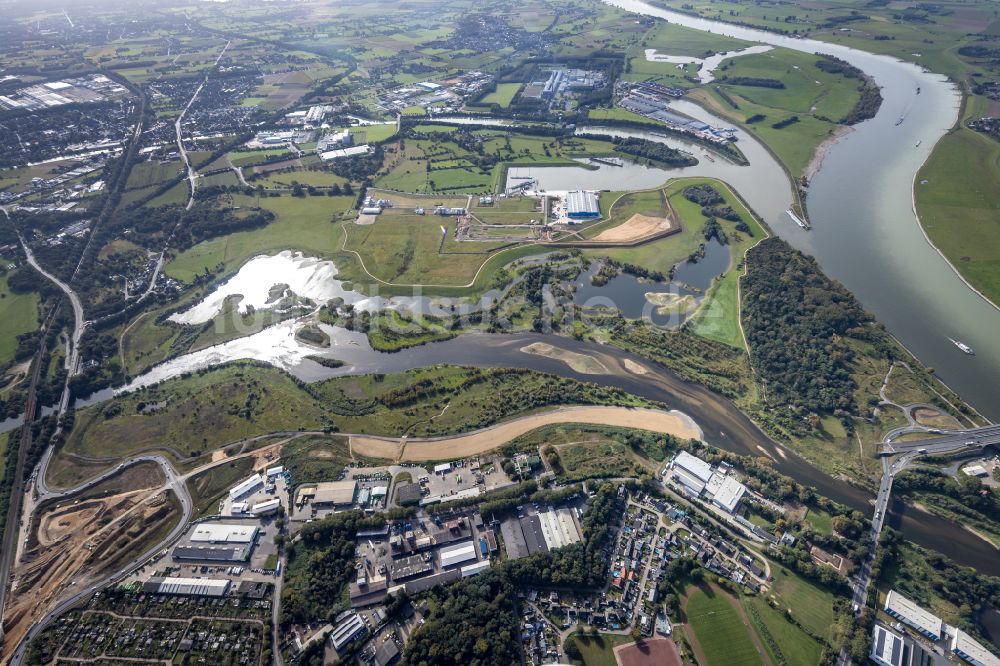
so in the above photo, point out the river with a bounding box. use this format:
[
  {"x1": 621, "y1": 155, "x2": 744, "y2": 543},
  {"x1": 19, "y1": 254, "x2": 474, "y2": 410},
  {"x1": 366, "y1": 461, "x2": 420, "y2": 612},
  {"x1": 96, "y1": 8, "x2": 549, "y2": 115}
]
[{"x1": 601, "y1": 0, "x2": 1000, "y2": 422}]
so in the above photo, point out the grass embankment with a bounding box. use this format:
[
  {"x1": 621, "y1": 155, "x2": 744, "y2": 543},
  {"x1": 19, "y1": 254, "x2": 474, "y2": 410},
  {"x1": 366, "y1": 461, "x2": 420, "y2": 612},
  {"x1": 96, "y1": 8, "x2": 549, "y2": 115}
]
[
  {"x1": 186, "y1": 457, "x2": 256, "y2": 518},
  {"x1": 915, "y1": 121, "x2": 1000, "y2": 307},
  {"x1": 165, "y1": 194, "x2": 357, "y2": 281},
  {"x1": 690, "y1": 48, "x2": 862, "y2": 178}
]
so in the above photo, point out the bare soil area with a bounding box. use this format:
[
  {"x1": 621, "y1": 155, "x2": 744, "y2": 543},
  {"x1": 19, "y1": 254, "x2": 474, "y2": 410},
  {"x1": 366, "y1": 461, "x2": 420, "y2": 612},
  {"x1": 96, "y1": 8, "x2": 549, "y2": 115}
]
[{"x1": 591, "y1": 213, "x2": 676, "y2": 243}]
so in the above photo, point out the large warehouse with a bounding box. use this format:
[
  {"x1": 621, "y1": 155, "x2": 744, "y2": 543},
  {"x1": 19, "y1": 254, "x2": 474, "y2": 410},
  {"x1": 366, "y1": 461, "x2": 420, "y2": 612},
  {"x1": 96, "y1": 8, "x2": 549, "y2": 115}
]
[
  {"x1": 439, "y1": 541, "x2": 478, "y2": 568},
  {"x1": 565, "y1": 190, "x2": 600, "y2": 220},
  {"x1": 190, "y1": 524, "x2": 259, "y2": 544},
  {"x1": 309, "y1": 480, "x2": 358, "y2": 508},
  {"x1": 951, "y1": 628, "x2": 1000, "y2": 666},
  {"x1": 883, "y1": 590, "x2": 944, "y2": 641},
  {"x1": 173, "y1": 523, "x2": 259, "y2": 562},
  {"x1": 141, "y1": 577, "x2": 230, "y2": 597}
]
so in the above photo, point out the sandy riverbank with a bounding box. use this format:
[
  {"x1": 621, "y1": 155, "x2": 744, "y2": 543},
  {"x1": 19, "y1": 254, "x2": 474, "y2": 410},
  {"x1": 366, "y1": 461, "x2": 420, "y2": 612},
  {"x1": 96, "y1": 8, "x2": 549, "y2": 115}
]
[{"x1": 350, "y1": 405, "x2": 704, "y2": 461}]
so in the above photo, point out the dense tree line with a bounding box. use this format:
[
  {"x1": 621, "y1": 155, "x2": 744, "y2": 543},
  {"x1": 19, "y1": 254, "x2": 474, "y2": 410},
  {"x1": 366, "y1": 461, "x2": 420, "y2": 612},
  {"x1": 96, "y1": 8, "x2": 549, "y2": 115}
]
[
  {"x1": 771, "y1": 116, "x2": 800, "y2": 129},
  {"x1": 401, "y1": 571, "x2": 521, "y2": 666},
  {"x1": 610, "y1": 136, "x2": 698, "y2": 167},
  {"x1": 721, "y1": 76, "x2": 785, "y2": 89},
  {"x1": 682, "y1": 184, "x2": 724, "y2": 206},
  {"x1": 331, "y1": 144, "x2": 385, "y2": 181},
  {"x1": 815, "y1": 55, "x2": 883, "y2": 125},
  {"x1": 894, "y1": 467, "x2": 998, "y2": 522},
  {"x1": 280, "y1": 511, "x2": 386, "y2": 626},
  {"x1": 742, "y1": 238, "x2": 872, "y2": 417}
]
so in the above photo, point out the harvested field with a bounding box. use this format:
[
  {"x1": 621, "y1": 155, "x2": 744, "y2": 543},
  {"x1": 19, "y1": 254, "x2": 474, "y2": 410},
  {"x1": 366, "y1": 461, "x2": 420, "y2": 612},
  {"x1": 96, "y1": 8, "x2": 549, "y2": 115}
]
[
  {"x1": 591, "y1": 213, "x2": 677, "y2": 243},
  {"x1": 350, "y1": 405, "x2": 703, "y2": 461},
  {"x1": 614, "y1": 638, "x2": 682, "y2": 666}
]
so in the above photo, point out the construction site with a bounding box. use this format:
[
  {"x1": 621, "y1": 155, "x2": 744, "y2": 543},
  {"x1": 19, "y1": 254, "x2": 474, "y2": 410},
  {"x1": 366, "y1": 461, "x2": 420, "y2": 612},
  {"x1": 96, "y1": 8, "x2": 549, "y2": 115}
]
[{"x1": 2, "y1": 463, "x2": 183, "y2": 657}]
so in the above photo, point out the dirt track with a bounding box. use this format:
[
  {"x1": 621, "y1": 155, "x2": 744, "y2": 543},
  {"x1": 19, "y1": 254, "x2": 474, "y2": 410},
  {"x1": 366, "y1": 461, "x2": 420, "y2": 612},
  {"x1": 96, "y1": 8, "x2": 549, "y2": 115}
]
[
  {"x1": 591, "y1": 213, "x2": 676, "y2": 243},
  {"x1": 349, "y1": 405, "x2": 703, "y2": 462}
]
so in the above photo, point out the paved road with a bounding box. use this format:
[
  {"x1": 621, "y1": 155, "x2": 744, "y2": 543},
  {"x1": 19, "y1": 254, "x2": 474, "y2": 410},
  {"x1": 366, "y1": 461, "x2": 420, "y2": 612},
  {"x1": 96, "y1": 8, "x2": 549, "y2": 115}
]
[
  {"x1": 19, "y1": 236, "x2": 86, "y2": 380},
  {"x1": 884, "y1": 423, "x2": 1000, "y2": 454}
]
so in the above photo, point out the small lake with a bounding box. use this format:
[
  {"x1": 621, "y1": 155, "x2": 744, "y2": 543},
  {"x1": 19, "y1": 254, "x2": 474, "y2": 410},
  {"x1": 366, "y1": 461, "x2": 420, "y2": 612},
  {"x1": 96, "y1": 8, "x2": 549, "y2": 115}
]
[{"x1": 573, "y1": 238, "x2": 730, "y2": 327}]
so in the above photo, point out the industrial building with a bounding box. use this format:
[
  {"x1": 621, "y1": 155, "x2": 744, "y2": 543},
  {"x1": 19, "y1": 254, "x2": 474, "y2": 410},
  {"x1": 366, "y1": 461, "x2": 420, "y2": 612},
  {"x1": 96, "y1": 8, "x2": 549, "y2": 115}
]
[
  {"x1": 251, "y1": 498, "x2": 281, "y2": 516},
  {"x1": 172, "y1": 523, "x2": 259, "y2": 562},
  {"x1": 190, "y1": 524, "x2": 259, "y2": 544},
  {"x1": 390, "y1": 554, "x2": 433, "y2": 581},
  {"x1": 669, "y1": 451, "x2": 714, "y2": 495},
  {"x1": 705, "y1": 473, "x2": 746, "y2": 514},
  {"x1": 883, "y1": 590, "x2": 944, "y2": 641},
  {"x1": 666, "y1": 451, "x2": 747, "y2": 514},
  {"x1": 306, "y1": 480, "x2": 358, "y2": 508},
  {"x1": 870, "y1": 624, "x2": 907, "y2": 666},
  {"x1": 142, "y1": 577, "x2": 231, "y2": 597},
  {"x1": 951, "y1": 628, "x2": 1000, "y2": 666},
  {"x1": 439, "y1": 541, "x2": 478, "y2": 568},
  {"x1": 565, "y1": 190, "x2": 600, "y2": 220},
  {"x1": 319, "y1": 144, "x2": 370, "y2": 161},
  {"x1": 229, "y1": 475, "x2": 263, "y2": 500},
  {"x1": 396, "y1": 482, "x2": 422, "y2": 506},
  {"x1": 330, "y1": 613, "x2": 367, "y2": 652},
  {"x1": 460, "y1": 560, "x2": 491, "y2": 578}
]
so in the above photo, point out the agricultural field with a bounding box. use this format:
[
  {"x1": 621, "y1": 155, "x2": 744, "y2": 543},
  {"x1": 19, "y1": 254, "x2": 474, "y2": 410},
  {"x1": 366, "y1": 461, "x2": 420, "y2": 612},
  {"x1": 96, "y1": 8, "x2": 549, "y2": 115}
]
[{"x1": 477, "y1": 83, "x2": 523, "y2": 107}]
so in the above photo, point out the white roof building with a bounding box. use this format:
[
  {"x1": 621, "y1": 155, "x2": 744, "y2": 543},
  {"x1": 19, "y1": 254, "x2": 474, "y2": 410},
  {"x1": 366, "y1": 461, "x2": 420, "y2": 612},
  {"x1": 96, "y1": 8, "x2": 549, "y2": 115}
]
[
  {"x1": 709, "y1": 474, "x2": 746, "y2": 513},
  {"x1": 884, "y1": 590, "x2": 943, "y2": 641},
  {"x1": 155, "y1": 577, "x2": 230, "y2": 597},
  {"x1": 962, "y1": 465, "x2": 989, "y2": 478},
  {"x1": 434, "y1": 463, "x2": 452, "y2": 474},
  {"x1": 229, "y1": 475, "x2": 263, "y2": 500},
  {"x1": 439, "y1": 541, "x2": 478, "y2": 568},
  {"x1": 190, "y1": 524, "x2": 259, "y2": 544},
  {"x1": 330, "y1": 613, "x2": 366, "y2": 652},
  {"x1": 460, "y1": 560, "x2": 491, "y2": 578},
  {"x1": 371, "y1": 486, "x2": 388, "y2": 498},
  {"x1": 251, "y1": 498, "x2": 281, "y2": 516},
  {"x1": 674, "y1": 451, "x2": 713, "y2": 483},
  {"x1": 870, "y1": 624, "x2": 906, "y2": 666},
  {"x1": 266, "y1": 465, "x2": 284, "y2": 477},
  {"x1": 319, "y1": 144, "x2": 370, "y2": 161},
  {"x1": 951, "y1": 628, "x2": 1000, "y2": 666},
  {"x1": 230, "y1": 502, "x2": 249, "y2": 515}
]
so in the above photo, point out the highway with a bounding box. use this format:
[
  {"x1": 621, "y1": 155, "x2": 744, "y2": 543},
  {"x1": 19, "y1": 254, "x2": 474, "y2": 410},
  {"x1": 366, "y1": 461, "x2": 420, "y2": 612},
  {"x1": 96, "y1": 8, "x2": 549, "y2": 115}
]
[{"x1": 883, "y1": 422, "x2": 1000, "y2": 455}]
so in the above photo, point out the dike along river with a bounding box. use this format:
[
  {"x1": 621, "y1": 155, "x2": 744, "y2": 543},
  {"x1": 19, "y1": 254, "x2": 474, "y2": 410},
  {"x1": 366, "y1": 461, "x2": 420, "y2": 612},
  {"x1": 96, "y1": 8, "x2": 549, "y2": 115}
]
[{"x1": 605, "y1": 0, "x2": 1000, "y2": 422}]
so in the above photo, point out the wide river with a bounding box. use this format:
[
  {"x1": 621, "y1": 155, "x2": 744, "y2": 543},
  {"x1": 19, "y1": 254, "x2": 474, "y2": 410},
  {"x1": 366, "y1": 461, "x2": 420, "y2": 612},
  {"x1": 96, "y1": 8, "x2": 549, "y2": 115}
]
[
  {"x1": 601, "y1": 0, "x2": 1000, "y2": 421},
  {"x1": 22, "y1": 0, "x2": 1000, "y2": 576}
]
